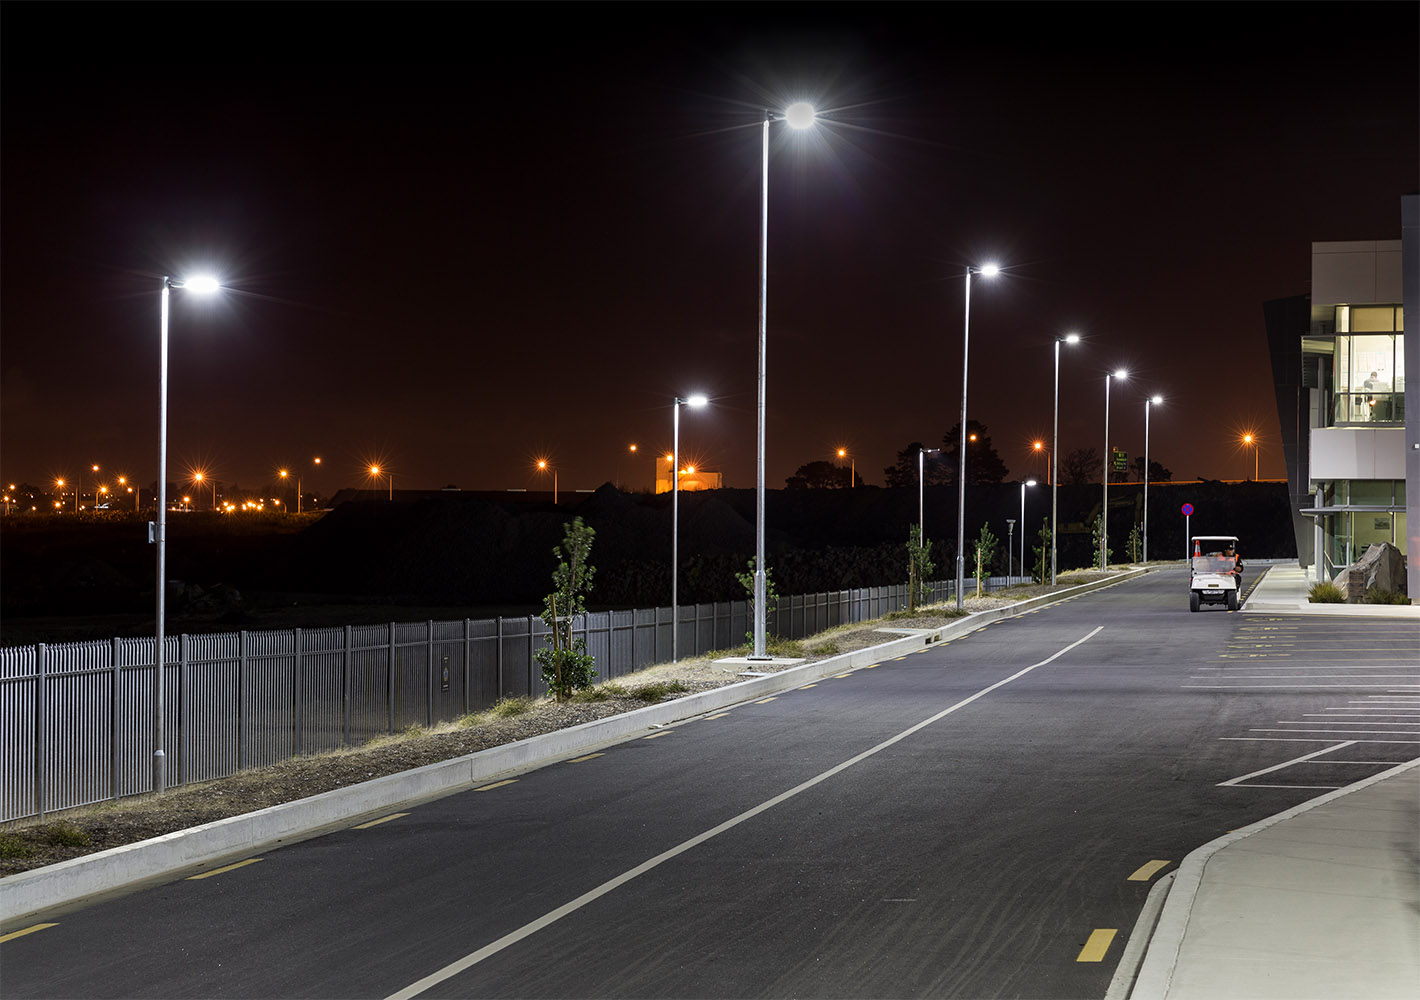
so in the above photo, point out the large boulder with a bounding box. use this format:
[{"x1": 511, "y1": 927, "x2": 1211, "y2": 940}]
[{"x1": 1335, "y1": 542, "x2": 1407, "y2": 602}]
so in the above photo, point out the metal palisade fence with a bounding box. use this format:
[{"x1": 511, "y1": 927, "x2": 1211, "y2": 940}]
[{"x1": 0, "y1": 578, "x2": 1018, "y2": 824}]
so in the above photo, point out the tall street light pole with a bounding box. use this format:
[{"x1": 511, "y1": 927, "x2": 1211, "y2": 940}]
[
  {"x1": 1021, "y1": 479, "x2": 1037, "y2": 581},
  {"x1": 671, "y1": 394, "x2": 707, "y2": 662},
  {"x1": 1144, "y1": 395, "x2": 1162, "y2": 562},
  {"x1": 1051, "y1": 333, "x2": 1079, "y2": 586},
  {"x1": 154, "y1": 274, "x2": 219, "y2": 795},
  {"x1": 1101, "y1": 368, "x2": 1128, "y2": 571},
  {"x1": 752, "y1": 101, "x2": 816, "y2": 659},
  {"x1": 955, "y1": 262, "x2": 1000, "y2": 610}
]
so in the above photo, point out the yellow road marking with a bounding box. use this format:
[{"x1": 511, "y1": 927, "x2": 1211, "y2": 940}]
[
  {"x1": 1127, "y1": 860, "x2": 1171, "y2": 882},
  {"x1": 569, "y1": 753, "x2": 604, "y2": 763},
  {"x1": 476, "y1": 779, "x2": 518, "y2": 792},
  {"x1": 754, "y1": 697, "x2": 777, "y2": 704},
  {"x1": 643, "y1": 731, "x2": 672, "y2": 740},
  {"x1": 705, "y1": 711, "x2": 731, "y2": 719},
  {"x1": 799, "y1": 684, "x2": 818, "y2": 690},
  {"x1": 834, "y1": 672, "x2": 852, "y2": 679},
  {"x1": 0, "y1": 923, "x2": 58, "y2": 944},
  {"x1": 1077, "y1": 928, "x2": 1117, "y2": 962},
  {"x1": 864, "y1": 664, "x2": 879, "y2": 669},
  {"x1": 354, "y1": 812, "x2": 409, "y2": 829},
  {"x1": 187, "y1": 858, "x2": 262, "y2": 880}
]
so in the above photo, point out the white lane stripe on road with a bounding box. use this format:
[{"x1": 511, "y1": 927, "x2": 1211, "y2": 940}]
[{"x1": 383, "y1": 626, "x2": 1106, "y2": 1000}]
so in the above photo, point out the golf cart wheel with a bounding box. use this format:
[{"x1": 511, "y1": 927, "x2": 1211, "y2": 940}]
[
  {"x1": 1227, "y1": 589, "x2": 1239, "y2": 611},
  {"x1": 1190, "y1": 592, "x2": 1200, "y2": 613}
]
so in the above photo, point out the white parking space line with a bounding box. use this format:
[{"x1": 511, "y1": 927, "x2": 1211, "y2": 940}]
[{"x1": 1217, "y1": 742, "x2": 1354, "y2": 787}]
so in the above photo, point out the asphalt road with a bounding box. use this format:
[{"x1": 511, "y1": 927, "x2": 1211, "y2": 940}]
[{"x1": 4, "y1": 568, "x2": 1417, "y2": 999}]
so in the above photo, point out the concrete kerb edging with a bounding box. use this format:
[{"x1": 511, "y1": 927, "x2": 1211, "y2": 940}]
[
  {"x1": 1129, "y1": 756, "x2": 1420, "y2": 1000},
  {"x1": 0, "y1": 569, "x2": 1145, "y2": 926}
]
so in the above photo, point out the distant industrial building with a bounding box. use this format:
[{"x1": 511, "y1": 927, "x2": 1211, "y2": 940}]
[
  {"x1": 1266, "y1": 194, "x2": 1417, "y2": 599},
  {"x1": 655, "y1": 455, "x2": 722, "y2": 494}
]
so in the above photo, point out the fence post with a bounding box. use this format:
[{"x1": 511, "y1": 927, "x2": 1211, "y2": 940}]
[
  {"x1": 496, "y1": 616, "x2": 504, "y2": 702},
  {"x1": 387, "y1": 623, "x2": 396, "y2": 735},
  {"x1": 293, "y1": 628, "x2": 304, "y2": 757},
  {"x1": 426, "y1": 620, "x2": 435, "y2": 727},
  {"x1": 111, "y1": 637, "x2": 120, "y2": 803},
  {"x1": 463, "y1": 619, "x2": 471, "y2": 715},
  {"x1": 35, "y1": 643, "x2": 46, "y2": 820},
  {"x1": 238, "y1": 631, "x2": 248, "y2": 770},
  {"x1": 527, "y1": 615, "x2": 537, "y2": 698},
  {"x1": 342, "y1": 626, "x2": 352, "y2": 749},
  {"x1": 179, "y1": 633, "x2": 190, "y2": 787}
]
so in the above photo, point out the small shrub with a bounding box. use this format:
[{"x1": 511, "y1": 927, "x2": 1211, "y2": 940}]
[
  {"x1": 44, "y1": 821, "x2": 90, "y2": 848},
  {"x1": 1308, "y1": 581, "x2": 1346, "y2": 604},
  {"x1": 806, "y1": 640, "x2": 841, "y2": 657},
  {"x1": 1364, "y1": 586, "x2": 1410, "y2": 605},
  {"x1": 490, "y1": 696, "x2": 534, "y2": 718},
  {"x1": 627, "y1": 680, "x2": 688, "y2": 702},
  {"x1": 571, "y1": 683, "x2": 627, "y2": 703},
  {"x1": 764, "y1": 636, "x2": 804, "y2": 658},
  {"x1": 0, "y1": 832, "x2": 37, "y2": 859}
]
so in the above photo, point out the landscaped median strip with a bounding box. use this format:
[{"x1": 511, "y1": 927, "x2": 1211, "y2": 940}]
[{"x1": 0, "y1": 569, "x2": 1144, "y2": 926}]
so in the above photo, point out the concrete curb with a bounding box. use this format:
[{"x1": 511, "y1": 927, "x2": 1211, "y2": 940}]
[
  {"x1": 1, "y1": 569, "x2": 1143, "y2": 925},
  {"x1": 1129, "y1": 756, "x2": 1420, "y2": 999}
]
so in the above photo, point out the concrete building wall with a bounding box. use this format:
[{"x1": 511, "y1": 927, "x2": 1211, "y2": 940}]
[{"x1": 1311, "y1": 239, "x2": 1404, "y2": 305}]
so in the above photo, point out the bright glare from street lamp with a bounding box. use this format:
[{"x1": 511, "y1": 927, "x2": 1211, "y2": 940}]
[
  {"x1": 1151, "y1": 395, "x2": 1163, "y2": 404},
  {"x1": 1026, "y1": 479, "x2": 1038, "y2": 487},
  {"x1": 979, "y1": 263, "x2": 1001, "y2": 279},
  {"x1": 687, "y1": 394, "x2": 708, "y2": 408},
  {"x1": 784, "y1": 102, "x2": 816, "y2": 129},
  {"x1": 1114, "y1": 369, "x2": 1129, "y2": 380},
  {"x1": 183, "y1": 275, "x2": 221, "y2": 294},
  {"x1": 1064, "y1": 332, "x2": 1081, "y2": 344}
]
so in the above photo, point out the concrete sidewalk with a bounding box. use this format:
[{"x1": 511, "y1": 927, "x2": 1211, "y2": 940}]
[{"x1": 1129, "y1": 562, "x2": 1420, "y2": 999}]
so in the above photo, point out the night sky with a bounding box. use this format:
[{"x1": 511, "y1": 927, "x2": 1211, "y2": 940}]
[{"x1": 4, "y1": 5, "x2": 1417, "y2": 503}]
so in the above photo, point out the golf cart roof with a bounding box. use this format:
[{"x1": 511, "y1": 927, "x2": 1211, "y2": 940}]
[{"x1": 1192, "y1": 536, "x2": 1238, "y2": 542}]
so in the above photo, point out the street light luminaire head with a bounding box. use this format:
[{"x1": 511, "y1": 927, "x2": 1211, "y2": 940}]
[
  {"x1": 1151, "y1": 394, "x2": 1163, "y2": 404},
  {"x1": 181, "y1": 275, "x2": 221, "y2": 294},
  {"x1": 977, "y1": 263, "x2": 1001, "y2": 279},
  {"x1": 1114, "y1": 369, "x2": 1128, "y2": 380},
  {"x1": 783, "y1": 102, "x2": 816, "y2": 129},
  {"x1": 686, "y1": 394, "x2": 708, "y2": 408},
  {"x1": 1064, "y1": 332, "x2": 1081, "y2": 344},
  {"x1": 1026, "y1": 480, "x2": 1038, "y2": 487}
]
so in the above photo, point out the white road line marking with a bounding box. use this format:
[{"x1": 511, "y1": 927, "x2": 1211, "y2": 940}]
[
  {"x1": 1249, "y1": 728, "x2": 1420, "y2": 735},
  {"x1": 1217, "y1": 742, "x2": 1354, "y2": 786},
  {"x1": 383, "y1": 627, "x2": 1106, "y2": 1000},
  {"x1": 1222, "y1": 737, "x2": 1420, "y2": 744}
]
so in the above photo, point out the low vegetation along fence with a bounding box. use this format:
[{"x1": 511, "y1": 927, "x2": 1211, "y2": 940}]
[{"x1": 0, "y1": 577, "x2": 1024, "y2": 824}]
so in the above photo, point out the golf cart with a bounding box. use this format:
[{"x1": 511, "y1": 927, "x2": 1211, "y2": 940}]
[{"x1": 1190, "y1": 536, "x2": 1243, "y2": 612}]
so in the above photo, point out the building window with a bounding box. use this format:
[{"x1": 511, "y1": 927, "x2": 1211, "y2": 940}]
[{"x1": 1331, "y1": 314, "x2": 1404, "y2": 424}]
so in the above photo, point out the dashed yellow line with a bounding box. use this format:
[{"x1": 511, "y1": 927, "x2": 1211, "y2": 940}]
[
  {"x1": 1077, "y1": 928, "x2": 1117, "y2": 962},
  {"x1": 864, "y1": 664, "x2": 879, "y2": 669},
  {"x1": 643, "y1": 731, "x2": 672, "y2": 740},
  {"x1": 705, "y1": 711, "x2": 732, "y2": 719},
  {"x1": 833, "y1": 672, "x2": 852, "y2": 679},
  {"x1": 568, "y1": 753, "x2": 604, "y2": 763},
  {"x1": 0, "y1": 923, "x2": 57, "y2": 944},
  {"x1": 187, "y1": 858, "x2": 262, "y2": 880},
  {"x1": 476, "y1": 779, "x2": 518, "y2": 792},
  {"x1": 353, "y1": 812, "x2": 409, "y2": 829},
  {"x1": 1128, "y1": 860, "x2": 1171, "y2": 882},
  {"x1": 799, "y1": 684, "x2": 818, "y2": 690},
  {"x1": 754, "y1": 696, "x2": 777, "y2": 704}
]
